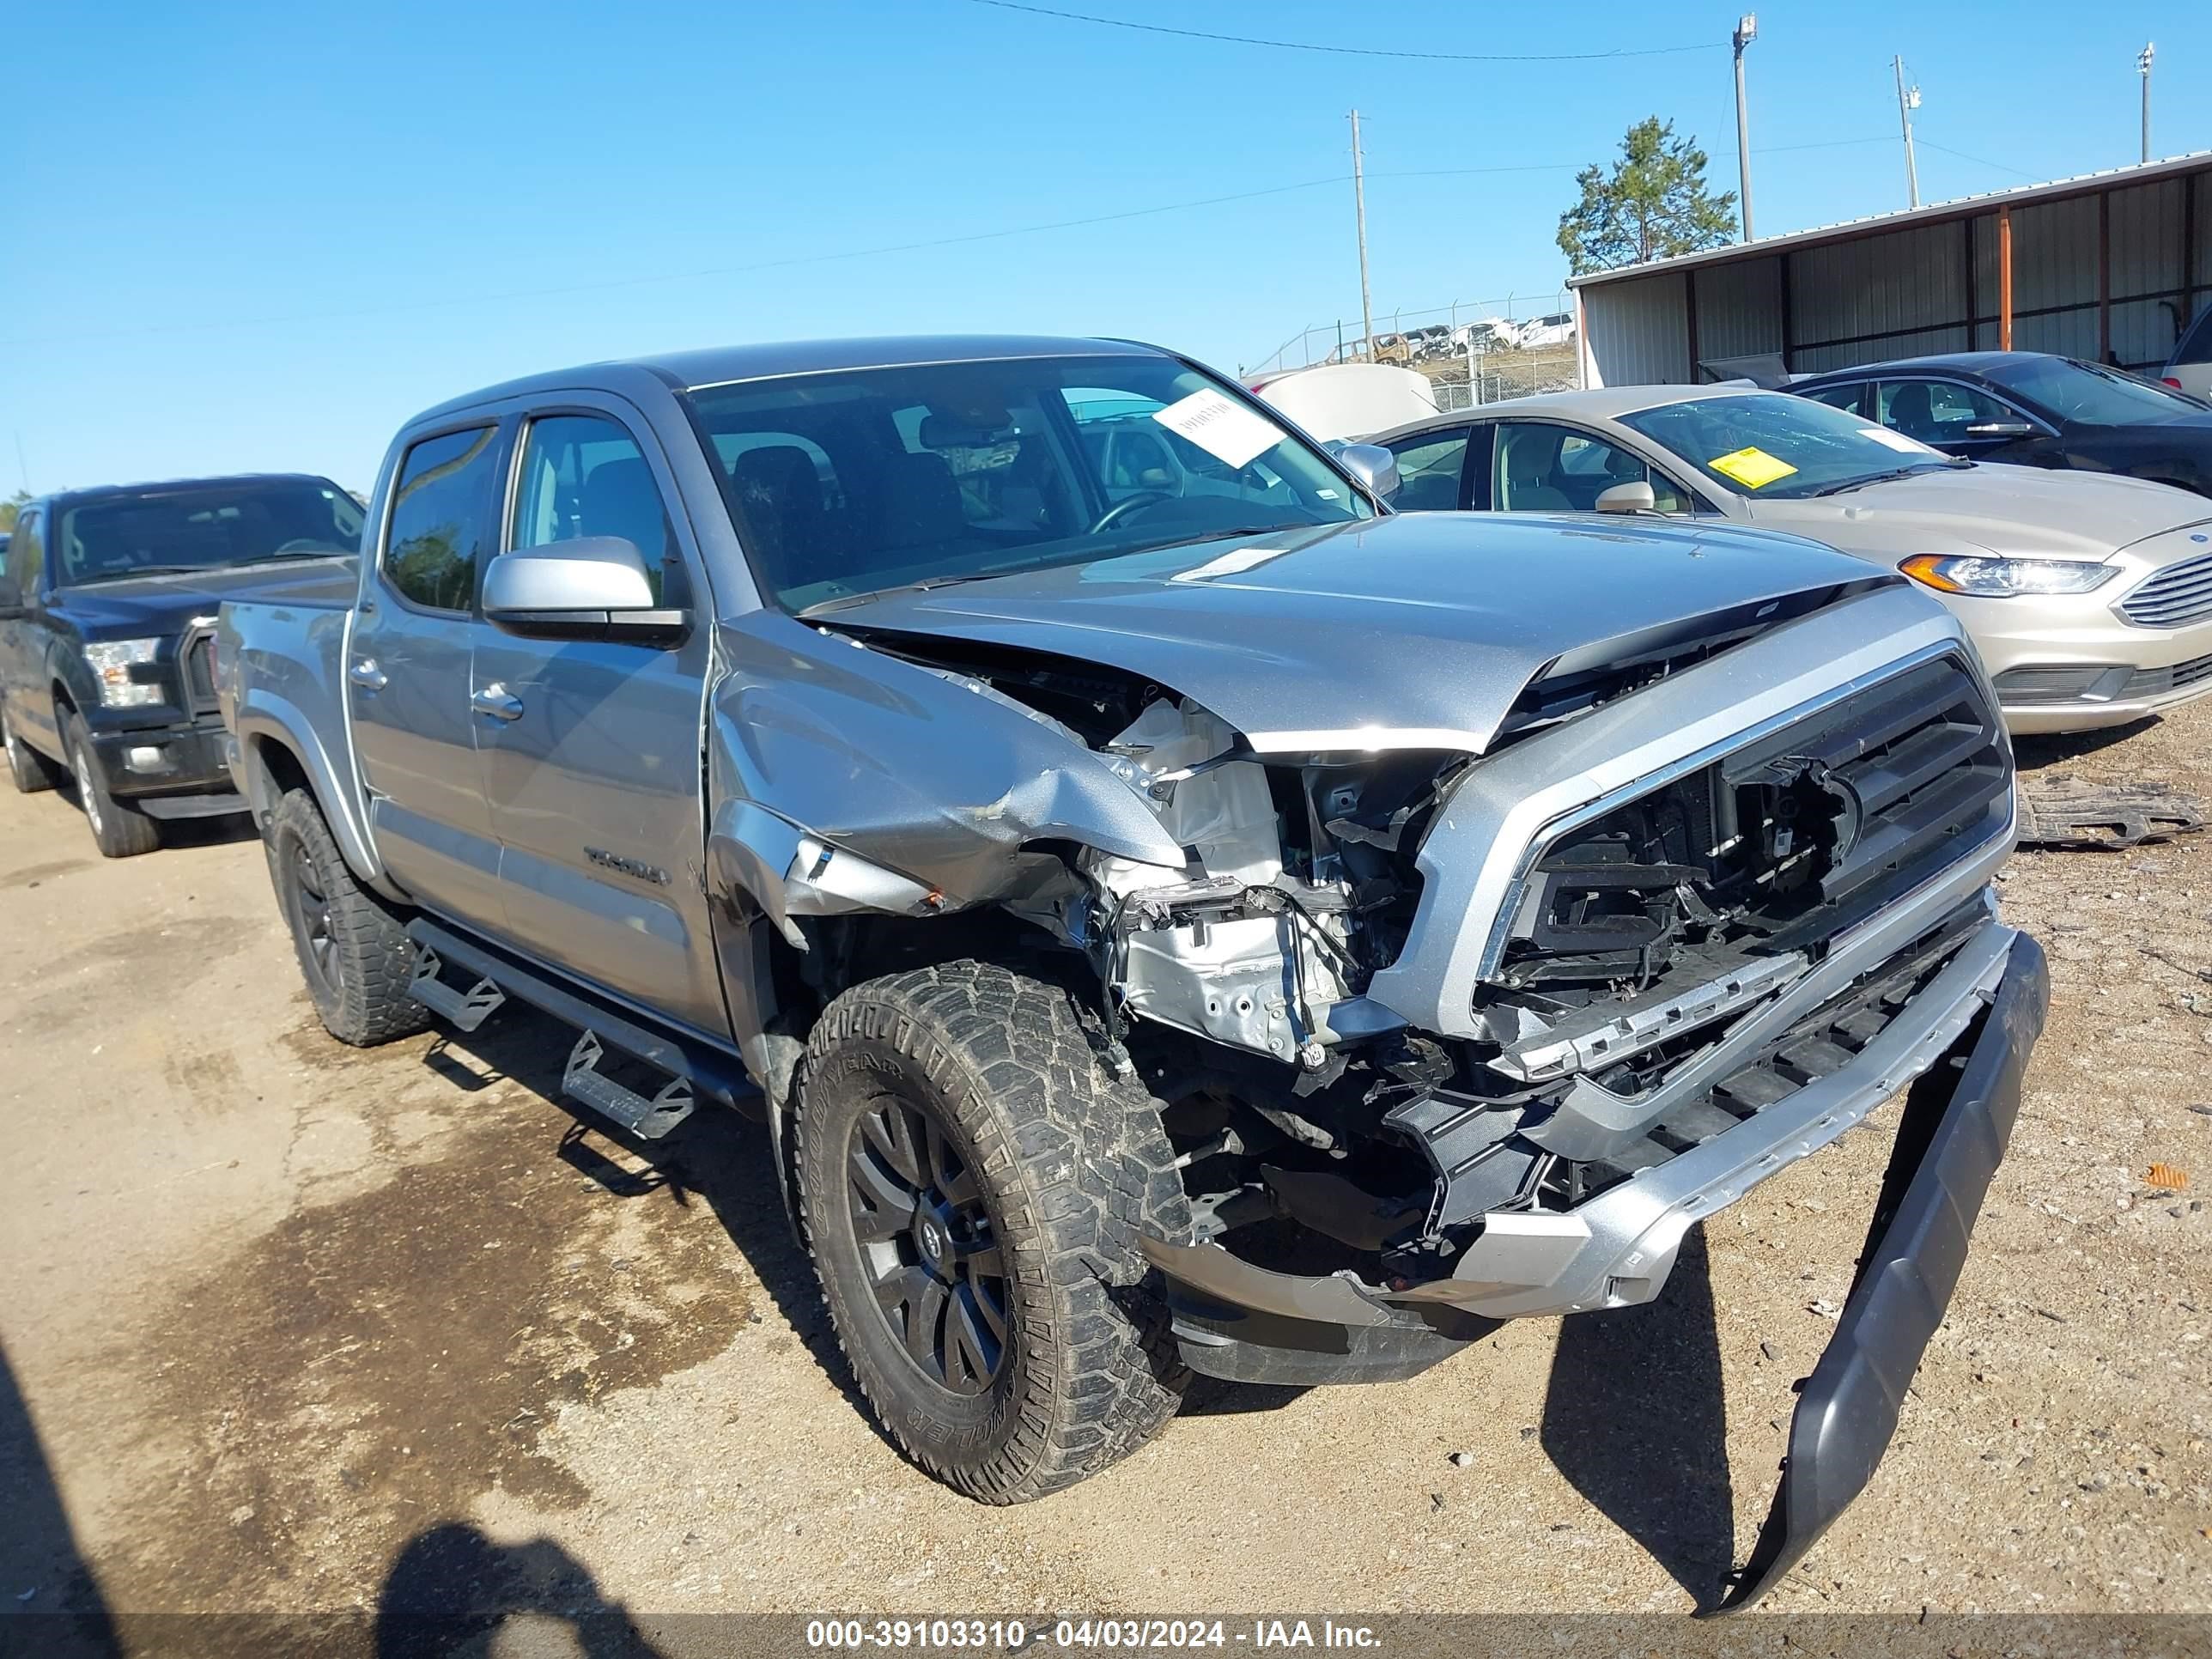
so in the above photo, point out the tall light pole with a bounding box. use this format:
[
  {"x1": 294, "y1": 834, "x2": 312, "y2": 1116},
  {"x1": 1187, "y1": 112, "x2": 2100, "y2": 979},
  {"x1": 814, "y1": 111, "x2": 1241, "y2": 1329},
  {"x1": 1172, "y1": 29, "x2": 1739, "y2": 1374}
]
[
  {"x1": 2139, "y1": 42, "x2": 2155, "y2": 162},
  {"x1": 1893, "y1": 56, "x2": 1922, "y2": 209},
  {"x1": 1732, "y1": 15, "x2": 1757, "y2": 241},
  {"x1": 1349, "y1": 109, "x2": 1375, "y2": 362}
]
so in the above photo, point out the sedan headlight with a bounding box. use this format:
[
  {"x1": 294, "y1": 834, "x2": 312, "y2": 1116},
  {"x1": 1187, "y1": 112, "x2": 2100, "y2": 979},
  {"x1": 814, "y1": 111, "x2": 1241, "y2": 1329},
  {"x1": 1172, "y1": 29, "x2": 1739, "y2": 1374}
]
[
  {"x1": 1899, "y1": 555, "x2": 2118, "y2": 598},
  {"x1": 82, "y1": 638, "x2": 167, "y2": 708}
]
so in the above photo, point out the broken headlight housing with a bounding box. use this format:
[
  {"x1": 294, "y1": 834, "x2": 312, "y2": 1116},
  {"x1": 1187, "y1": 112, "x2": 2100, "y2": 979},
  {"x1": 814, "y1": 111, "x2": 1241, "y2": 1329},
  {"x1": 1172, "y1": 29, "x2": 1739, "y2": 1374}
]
[{"x1": 82, "y1": 638, "x2": 166, "y2": 708}]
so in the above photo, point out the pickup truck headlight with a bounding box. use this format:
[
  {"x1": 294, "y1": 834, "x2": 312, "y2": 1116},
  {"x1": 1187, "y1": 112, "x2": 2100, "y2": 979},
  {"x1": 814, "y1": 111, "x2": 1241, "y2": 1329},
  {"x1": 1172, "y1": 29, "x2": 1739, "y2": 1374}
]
[
  {"x1": 82, "y1": 638, "x2": 167, "y2": 708},
  {"x1": 1899, "y1": 555, "x2": 2118, "y2": 598}
]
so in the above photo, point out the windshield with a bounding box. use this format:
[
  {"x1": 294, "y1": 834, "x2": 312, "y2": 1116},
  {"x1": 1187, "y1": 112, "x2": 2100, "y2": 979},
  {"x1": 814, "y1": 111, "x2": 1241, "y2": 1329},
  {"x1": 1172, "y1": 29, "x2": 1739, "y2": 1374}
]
[
  {"x1": 58, "y1": 480, "x2": 362, "y2": 586},
  {"x1": 1981, "y1": 356, "x2": 2203, "y2": 425},
  {"x1": 1618, "y1": 392, "x2": 1959, "y2": 500},
  {"x1": 683, "y1": 352, "x2": 1373, "y2": 611}
]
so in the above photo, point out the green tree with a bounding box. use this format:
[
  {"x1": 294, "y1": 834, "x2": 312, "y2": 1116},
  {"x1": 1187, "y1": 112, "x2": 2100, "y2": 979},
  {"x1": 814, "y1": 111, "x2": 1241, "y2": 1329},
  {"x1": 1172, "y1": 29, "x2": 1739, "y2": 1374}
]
[
  {"x1": 1557, "y1": 117, "x2": 1739, "y2": 275},
  {"x1": 0, "y1": 489, "x2": 27, "y2": 532}
]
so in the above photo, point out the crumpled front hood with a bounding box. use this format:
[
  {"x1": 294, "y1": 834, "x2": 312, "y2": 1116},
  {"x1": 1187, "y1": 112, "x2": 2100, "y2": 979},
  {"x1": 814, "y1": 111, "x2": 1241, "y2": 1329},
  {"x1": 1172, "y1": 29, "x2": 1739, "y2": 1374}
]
[
  {"x1": 811, "y1": 512, "x2": 1893, "y2": 755},
  {"x1": 1747, "y1": 466, "x2": 2212, "y2": 560}
]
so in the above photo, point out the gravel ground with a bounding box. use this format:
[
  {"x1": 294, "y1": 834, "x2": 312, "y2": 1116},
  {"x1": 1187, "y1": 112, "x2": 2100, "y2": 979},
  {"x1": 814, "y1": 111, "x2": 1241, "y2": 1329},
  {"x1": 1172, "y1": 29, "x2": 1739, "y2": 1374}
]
[{"x1": 0, "y1": 706, "x2": 2208, "y2": 1650}]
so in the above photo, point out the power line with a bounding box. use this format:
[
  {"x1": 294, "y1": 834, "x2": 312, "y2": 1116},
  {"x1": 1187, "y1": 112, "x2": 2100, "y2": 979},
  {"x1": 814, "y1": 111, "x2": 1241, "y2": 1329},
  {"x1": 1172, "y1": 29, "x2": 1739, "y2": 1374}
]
[
  {"x1": 0, "y1": 176, "x2": 1347, "y2": 349},
  {"x1": 960, "y1": 0, "x2": 1723, "y2": 62},
  {"x1": 1916, "y1": 138, "x2": 2039, "y2": 180}
]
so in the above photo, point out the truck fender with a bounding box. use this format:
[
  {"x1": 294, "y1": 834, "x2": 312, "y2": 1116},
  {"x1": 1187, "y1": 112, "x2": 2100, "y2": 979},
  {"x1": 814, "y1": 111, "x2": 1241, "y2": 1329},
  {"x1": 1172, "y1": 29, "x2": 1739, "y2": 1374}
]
[{"x1": 230, "y1": 696, "x2": 390, "y2": 896}]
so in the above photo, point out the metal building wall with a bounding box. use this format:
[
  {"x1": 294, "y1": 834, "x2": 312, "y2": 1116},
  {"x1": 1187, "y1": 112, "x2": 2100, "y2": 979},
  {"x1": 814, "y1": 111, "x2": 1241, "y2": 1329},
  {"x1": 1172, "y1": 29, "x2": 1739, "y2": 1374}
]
[
  {"x1": 1581, "y1": 270, "x2": 1690, "y2": 386},
  {"x1": 1692, "y1": 256, "x2": 1784, "y2": 362},
  {"x1": 1788, "y1": 221, "x2": 1969, "y2": 371},
  {"x1": 1581, "y1": 159, "x2": 2212, "y2": 386}
]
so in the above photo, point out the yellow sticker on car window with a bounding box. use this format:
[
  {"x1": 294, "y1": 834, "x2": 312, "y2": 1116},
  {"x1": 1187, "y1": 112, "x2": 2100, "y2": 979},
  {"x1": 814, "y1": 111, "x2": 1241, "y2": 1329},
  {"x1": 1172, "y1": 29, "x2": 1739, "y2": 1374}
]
[{"x1": 1707, "y1": 446, "x2": 1799, "y2": 489}]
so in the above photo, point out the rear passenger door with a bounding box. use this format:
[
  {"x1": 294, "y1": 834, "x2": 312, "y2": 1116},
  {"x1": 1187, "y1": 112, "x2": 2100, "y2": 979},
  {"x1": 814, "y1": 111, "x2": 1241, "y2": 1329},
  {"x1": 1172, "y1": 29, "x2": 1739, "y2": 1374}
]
[
  {"x1": 473, "y1": 401, "x2": 726, "y2": 1036},
  {"x1": 350, "y1": 422, "x2": 507, "y2": 932}
]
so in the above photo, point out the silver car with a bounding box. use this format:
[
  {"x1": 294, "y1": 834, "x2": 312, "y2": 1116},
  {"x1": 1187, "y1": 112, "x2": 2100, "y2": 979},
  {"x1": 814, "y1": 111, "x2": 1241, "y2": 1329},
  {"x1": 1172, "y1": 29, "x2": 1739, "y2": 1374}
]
[{"x1": 1376, "y1": 386, "x2": 2212, "y2": 733}]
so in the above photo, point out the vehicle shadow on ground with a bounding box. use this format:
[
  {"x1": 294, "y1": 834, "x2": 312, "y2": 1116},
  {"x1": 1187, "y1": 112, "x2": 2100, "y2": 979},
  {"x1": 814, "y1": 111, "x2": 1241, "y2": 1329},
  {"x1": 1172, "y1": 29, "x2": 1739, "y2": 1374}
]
[
  {"x1": 435, "y1": 1011, "x2": 866, "y2": 1414},
  {"x1": 0, "y1": 1340, "x2": 120, "y2": 1658},
  {"x1": 374, "y1": 1522, "x2": 663, "y2": 1658},
  {"x1": 2012, "y1": 719, "x2": 2158, "y2": 771},
  {"x1": 1539, "y1": 1225, "x2": 1735, "y2": 1609}
]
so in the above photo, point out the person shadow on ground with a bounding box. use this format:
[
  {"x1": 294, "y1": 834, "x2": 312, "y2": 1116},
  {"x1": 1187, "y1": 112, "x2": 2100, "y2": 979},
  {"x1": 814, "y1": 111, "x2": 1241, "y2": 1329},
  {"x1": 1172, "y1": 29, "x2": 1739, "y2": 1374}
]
[
  {"x1": 374, "y1": 1522, "x2": 664, "y2": 1659},
  {"x1": 1539, "y1": 1224, "x2": 1737, "y2": 1609},
  {"x1": 0, "y1": 1340, "x2": 118, "y2": 1659}
]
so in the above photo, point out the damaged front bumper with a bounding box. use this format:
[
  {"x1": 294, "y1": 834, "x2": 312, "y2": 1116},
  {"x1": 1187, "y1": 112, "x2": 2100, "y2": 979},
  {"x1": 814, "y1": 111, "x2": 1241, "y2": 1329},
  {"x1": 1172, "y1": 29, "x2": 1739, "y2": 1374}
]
[{"x1": 1142, "y1": 921, "x2": 2048, "y2": 1607}]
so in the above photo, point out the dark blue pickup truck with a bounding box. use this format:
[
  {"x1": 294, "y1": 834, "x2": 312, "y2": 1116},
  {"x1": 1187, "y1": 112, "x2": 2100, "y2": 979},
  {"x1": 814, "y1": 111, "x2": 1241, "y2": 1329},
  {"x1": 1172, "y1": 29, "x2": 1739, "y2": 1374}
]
[{"x1": 0, "y1": 474, "x2": 361, "y2": 855}]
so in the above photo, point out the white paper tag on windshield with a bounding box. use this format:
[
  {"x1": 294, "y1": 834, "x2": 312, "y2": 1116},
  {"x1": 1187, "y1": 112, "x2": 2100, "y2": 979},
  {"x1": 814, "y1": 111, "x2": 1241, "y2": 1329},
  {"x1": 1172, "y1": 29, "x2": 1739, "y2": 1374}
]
[
  {"x1": 1859, "y1": 424, "x2": 1939, "y2": 454},
  {"x1": 1152, "y1": 389, "x2": 1285, "y2": 469}
]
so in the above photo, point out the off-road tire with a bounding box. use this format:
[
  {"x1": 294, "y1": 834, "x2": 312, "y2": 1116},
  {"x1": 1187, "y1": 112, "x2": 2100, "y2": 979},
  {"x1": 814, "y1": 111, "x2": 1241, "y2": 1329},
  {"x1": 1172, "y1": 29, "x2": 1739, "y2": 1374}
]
[
  {"x1": 795, "y1": 960, "x2": 1191, "y2": 1502},
  {"x1": 268, "y1": 787, "x2": 430, "y2": 1046},
  {"x1": 65, "y1": 711, "x2": 160, "y2": 858},
  {"x1": 3, "y1": 703, "x2": 64, "y2": 794}
]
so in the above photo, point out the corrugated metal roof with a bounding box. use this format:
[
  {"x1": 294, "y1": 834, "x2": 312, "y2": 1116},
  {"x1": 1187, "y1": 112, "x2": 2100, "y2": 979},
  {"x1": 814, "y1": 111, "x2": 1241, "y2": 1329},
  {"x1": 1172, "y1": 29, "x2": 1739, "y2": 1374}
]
[{"x1": 1569, "y1": 151, "x2": 2212, "y2": 289}]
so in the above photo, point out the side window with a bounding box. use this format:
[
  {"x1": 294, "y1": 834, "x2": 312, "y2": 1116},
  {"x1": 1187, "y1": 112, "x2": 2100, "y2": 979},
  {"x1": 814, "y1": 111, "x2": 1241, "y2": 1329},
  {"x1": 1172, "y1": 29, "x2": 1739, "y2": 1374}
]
[
  {"x1": 8, "y1": 509, "x2": 43, "y2": 593},
  {"x1": 383, "y1": 427, "x2": 499, "y2": 612},
  {"x1": 1496, "y1": 424, "x2": 1688, "y2": 514},
  {"x1": 1803, "y1": 382, "x2": 1871, "y2": 418},
  {"x1": 1876, "y1": 380, "x2": 2012, "y2": 443},
  {"x1": 2172, "y1": 310, "x2": 2212, "y2": 367},
  {"x1": 511, "y1": 414, "x2": 683, "y2": 604},
  {"x1": 1383, "y1": 429, "x2": 1472, "y2": 512}
]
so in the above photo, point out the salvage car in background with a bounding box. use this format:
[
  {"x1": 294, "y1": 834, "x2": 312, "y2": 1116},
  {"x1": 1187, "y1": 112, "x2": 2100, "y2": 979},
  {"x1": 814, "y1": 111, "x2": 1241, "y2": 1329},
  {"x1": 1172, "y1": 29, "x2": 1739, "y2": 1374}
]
[
  {"x1": 0, "y1": 476, "x2": 362, "y2": 855},
  {"x1": 218, "y1": 333, "x2": 2045, "y2": 1608},
  {"x1": 2164, "y1": 308, "x2": 2212, "y2": 401},
  {"x1": 1791, "y1": 351, "x2": 2212, "y2": 497},
  {"x1": 1375, "y1": 386, "x2": 2212, "y2": 733}
]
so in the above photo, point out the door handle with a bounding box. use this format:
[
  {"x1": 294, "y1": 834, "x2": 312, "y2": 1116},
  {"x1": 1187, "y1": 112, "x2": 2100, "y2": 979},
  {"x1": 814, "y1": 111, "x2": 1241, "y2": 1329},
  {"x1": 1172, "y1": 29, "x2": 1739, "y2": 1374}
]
[
  {"x1": 471, "y1": 683, "x2": 524, "y2": 722},
  {"x1": 349, "y1": 659, "x2": 387, "y2": 692}
]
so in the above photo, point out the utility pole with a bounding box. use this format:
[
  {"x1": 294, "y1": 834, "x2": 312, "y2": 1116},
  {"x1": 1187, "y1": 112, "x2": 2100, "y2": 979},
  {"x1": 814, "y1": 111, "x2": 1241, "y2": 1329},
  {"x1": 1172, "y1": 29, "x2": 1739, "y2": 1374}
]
[
  {"x1": 1893, "y1": 56, "x2": 1922, "y2": 209},
  {"x1": 1349, "y1": 108, "x2": 1375, "y2": 363},
  {"x1": 1732, "y1": 15, "x2": 1758, "y2": 240},
  {"x1": 2139, "y1": 42, "x2": 2155, "y2": 162}
]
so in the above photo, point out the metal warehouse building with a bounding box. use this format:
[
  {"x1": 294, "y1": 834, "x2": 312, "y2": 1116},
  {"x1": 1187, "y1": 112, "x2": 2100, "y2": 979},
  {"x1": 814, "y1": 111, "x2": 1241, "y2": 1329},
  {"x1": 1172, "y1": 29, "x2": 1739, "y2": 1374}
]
[{"x1": 1572, "y1": 152, "x2": 2212, "y2": 387}]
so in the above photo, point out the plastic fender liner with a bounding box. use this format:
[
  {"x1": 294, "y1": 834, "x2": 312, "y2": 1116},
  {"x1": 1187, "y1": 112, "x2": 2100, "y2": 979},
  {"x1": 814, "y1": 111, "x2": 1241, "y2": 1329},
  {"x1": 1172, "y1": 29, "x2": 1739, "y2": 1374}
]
[{"x1": 1709, "y1": 929, "x2": 2049, "y2": 1615}]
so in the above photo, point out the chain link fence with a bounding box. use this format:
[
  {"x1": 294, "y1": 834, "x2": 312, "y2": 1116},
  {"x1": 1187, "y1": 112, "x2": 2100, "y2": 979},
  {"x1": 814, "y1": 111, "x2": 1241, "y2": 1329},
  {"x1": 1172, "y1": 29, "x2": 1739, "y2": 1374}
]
[{"x1": 1245, "y1": 290, "x2": 1583, "y2": 409}]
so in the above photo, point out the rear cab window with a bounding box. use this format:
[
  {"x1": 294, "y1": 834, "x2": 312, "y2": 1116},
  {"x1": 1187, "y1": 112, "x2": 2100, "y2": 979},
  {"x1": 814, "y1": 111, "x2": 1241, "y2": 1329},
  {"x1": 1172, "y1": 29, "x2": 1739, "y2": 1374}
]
[{"x1": 382, "y1": 427, "x2": 501, "y2": 612}]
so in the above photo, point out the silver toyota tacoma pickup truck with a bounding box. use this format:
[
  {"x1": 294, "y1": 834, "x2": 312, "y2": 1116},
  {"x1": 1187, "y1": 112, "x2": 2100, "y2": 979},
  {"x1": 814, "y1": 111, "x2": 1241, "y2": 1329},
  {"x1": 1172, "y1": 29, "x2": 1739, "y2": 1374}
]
[{"x1": 217, "y1": 336, "x2": 2047, "y2": 1609}]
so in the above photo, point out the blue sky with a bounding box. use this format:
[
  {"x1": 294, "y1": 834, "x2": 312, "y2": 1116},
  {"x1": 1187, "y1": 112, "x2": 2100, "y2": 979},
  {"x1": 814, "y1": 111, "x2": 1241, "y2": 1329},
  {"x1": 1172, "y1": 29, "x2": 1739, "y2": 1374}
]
[{"x1": 4, "y1": 1, "x2": 2205, "y2": 492}]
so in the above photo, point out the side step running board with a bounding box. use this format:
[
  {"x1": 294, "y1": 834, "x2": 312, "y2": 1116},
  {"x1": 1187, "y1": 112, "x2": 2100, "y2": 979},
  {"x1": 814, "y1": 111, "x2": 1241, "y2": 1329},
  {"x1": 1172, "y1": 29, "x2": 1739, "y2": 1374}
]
[
  {"x1": 401, "y1": 919, "x2": 758, "y2": 1136},
  {"x1": 562, "y1": 1031, "x2": 695, "y2": 1140},
  {"x1": 408, "y1": 945, "x2": 507, "y2": 1032}
]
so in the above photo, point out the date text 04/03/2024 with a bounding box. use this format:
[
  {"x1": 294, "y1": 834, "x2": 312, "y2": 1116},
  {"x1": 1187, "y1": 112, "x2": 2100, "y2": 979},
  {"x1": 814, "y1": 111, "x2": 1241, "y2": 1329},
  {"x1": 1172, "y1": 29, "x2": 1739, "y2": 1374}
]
[{"x1": 805, "y1": 1620, "x2": 1382, "y2": 1650}]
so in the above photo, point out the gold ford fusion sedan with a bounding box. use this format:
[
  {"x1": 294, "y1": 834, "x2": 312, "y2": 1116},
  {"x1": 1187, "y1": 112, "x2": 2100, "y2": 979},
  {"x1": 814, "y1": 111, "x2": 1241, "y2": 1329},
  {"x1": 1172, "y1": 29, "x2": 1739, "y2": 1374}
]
[{"x1": 1373, "y1": 385, "x2": 2212, "y2": 733}]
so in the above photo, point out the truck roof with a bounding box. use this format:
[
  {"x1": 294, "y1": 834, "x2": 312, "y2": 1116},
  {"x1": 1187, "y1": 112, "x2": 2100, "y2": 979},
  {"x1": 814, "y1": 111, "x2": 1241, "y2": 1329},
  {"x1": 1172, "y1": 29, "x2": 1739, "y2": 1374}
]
[
  {"x1": 43, "y1": 472, "x2": 344, "y2": 509},
  {"x1": 409, "y1": 334, "x2": 1172, "y2": 425}
]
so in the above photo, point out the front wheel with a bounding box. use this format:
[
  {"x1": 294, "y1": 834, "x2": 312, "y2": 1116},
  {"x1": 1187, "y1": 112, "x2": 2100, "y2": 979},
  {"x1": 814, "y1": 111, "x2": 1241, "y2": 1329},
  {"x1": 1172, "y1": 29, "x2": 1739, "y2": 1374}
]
[
  {"x1": 267, "y1": 787, "x2": 430, "y2": 1046},
  {"x1": 64, "y1": 712, "x2": 159, "y2": 857},
  {"x1": 3, "y1": 703, "x2": 64, "y2": 794},
  {"x1": 795, "y1": 961, "x2": 1190, "y2": 1502}
]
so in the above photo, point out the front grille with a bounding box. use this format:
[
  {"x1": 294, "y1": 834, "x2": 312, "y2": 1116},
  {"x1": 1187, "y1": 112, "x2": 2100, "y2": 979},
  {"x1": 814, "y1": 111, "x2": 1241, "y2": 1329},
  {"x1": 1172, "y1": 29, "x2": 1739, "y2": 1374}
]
[
  {"x1": 2121, "y1": 649, "x2": 2212, "y2": 699},
  {"x1": 179, "y1": 627, "x2": 218, "y2": 714},
  {"x1": 1496, "y1": 652, "x2": 2010, "y2": 988},
  {"x1": 2118, "y1": 550, "x2": 2212, "y2": 629}
]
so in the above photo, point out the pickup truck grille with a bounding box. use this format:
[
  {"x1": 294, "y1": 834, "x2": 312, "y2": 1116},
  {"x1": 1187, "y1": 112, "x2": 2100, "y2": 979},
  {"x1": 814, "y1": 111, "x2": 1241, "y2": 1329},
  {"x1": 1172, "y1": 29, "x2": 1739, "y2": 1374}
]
[
  {"x1": 179, "y1": 626, "x2": 219, "y2": 715},
  {"x1": 1496, "y1": 652, "x2": 2009, "y2": 989},
  {"x1": 2118, "y1": 550, "x2": 2212, "y2": 629}
]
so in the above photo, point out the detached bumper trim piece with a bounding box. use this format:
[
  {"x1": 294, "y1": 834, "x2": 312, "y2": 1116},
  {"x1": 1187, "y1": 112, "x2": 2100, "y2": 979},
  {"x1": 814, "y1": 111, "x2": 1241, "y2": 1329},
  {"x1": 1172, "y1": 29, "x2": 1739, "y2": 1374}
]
[{"x1": 1711, "y1": 928, "x2": 2049, "y2": 1613}]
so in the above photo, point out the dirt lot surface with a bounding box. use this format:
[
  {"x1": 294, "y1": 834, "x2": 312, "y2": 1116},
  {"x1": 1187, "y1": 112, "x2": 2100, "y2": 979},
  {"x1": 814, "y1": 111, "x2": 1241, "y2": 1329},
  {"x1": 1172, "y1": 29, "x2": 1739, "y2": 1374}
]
[{"x1": 2, "y1": 708, "x2": 2209, "y2": 1651}]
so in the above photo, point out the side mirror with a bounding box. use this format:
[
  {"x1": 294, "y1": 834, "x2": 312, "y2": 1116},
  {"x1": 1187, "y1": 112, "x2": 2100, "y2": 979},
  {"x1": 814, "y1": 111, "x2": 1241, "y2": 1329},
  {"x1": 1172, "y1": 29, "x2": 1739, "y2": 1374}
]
[
  {"x1": 1964, "y1": 421, "x2": 2035, "y2": 440},
  {"x1": 1334, "y1": 442, "x2": 1401, "y2": 504},
  {"x1": 0, "y1": 574, "x2": 21, "y2": 621},
  {"x1": 1595, "y1": 480, "x2": 1657, "y2": 514},
  {"x1": 483, "y1": 536, "x2": 687, "y2": 645}
]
